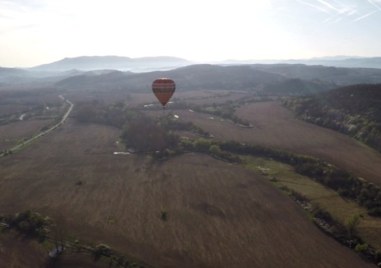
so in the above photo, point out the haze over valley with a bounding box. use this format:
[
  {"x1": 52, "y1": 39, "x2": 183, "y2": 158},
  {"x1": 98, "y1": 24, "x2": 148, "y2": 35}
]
[{"x1": 2, "y1": 0, "x2": 381, "y2": 267}]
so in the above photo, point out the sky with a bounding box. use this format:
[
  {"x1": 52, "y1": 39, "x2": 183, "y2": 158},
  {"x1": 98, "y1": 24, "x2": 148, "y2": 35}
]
[{"x1": 1, "y1": 0, "x2": 381, "y2": 67}]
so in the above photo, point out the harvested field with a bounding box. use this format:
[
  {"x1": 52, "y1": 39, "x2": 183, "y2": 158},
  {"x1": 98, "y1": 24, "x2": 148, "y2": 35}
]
[
  {"x1": 0, "y1": 120, "x2": 373, "y2": 267},
  {"x1": 236, "y1": 101, "x2": 381, "y2": 186},
  {"x1": 173, "y1": 101, "x2": 381, "y2": 186},
  {"x1": 0, "y1": 232, "x2": 46, "y2": 268},
  {"x1": 0, "y1": 119, "x2": 53, "y2": 151}
]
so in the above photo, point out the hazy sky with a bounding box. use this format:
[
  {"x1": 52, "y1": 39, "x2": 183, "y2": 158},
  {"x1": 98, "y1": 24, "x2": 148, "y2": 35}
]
[{"x1": 1, "y1": 0, "x2": 381, "y2": 67}]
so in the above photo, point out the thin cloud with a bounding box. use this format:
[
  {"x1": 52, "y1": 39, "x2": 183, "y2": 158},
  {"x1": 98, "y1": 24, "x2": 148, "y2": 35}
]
[
  {"x1": 322, "y1": 16, "x2": 341, "y2": 24},
  {"x1": 0, "y1": 12, "x2": 12, "y2": 19},
  {"x1": 330, "y1": 0, "x2": 346, "y2": 6},
  {"x1": 0, "y1": 5, "x2": 21, "y2": 21},
  {"x1": 0, "y1": 0, "x2": 36, "y2": 16},
  {"x1": 0, "y1": 0, "x2": 61, "y2": 35},
  {"x1": 322, "y1": 17, "x2": 334, "y2": 23},
  {"x1": 0, "y1": 0, "x2": 46, "y2": 9},
  {"x1": 333, "y1": 16, "x2": 343, "y2": 22}
]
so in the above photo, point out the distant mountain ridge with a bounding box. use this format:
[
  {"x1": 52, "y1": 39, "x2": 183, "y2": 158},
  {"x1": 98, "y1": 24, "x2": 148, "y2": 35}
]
[
  {"x1": 0, "y1": 66, "x2": 83, "y2": 86},
  {"x1": 4, "y1": 55, "x2": 381, "y2": 71},
  {"x1": 250, "y1": 64, "x2": 381, "y2": 85},
  {"x1": 285, "y1": 57, "x2": 381, "y2": 69},
  {"x1": 30, "y1": 56, "x2": 191, "y2": 72},
  {"x1": 55, "y1": 64, "x2": 283, "y2": 91},
  {"x1": 222, "y1": 57, "x2": 381, "y2": 69}
]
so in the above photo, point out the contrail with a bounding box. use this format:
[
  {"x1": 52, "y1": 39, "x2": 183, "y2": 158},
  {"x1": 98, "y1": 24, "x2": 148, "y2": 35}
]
[
  {"x1": 368, "y1": 0, "x2": 381, "y2": 11},
  {"x1": 353, "y1": 10, "x2": 378, "y2": 21},
  {"x1": 316, "y1": 0, "x2": 340, "y2": 12},
  {"x1": 331, "y1": 0, "x2": 346, "y2": 5},
  {"x1": 297, "y1": 0, "x2": 331, "y2": 13},
  {"x1": 346, "y1": 9, "x2": 357, "y2": 16},
  {"x1": 293, "y1": 0, "x2": 377, "y2": 23}
]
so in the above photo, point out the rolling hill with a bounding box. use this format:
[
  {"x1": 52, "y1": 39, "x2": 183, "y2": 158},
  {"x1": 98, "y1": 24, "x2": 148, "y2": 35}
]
[
  {"x1": 0, "y1": 67, "x2": 84, "y2": 87},
  {"x1": 262, "y1": 78, "x2": 336, "y2": 95},
  {"x1": 55, "y1": 64, "x2": 336, "y2": 95},
  {"x1": 4, "y1": 61, "x2": 381, "y2": 97},
  {"x1": 0, "y1": 67, "x2": 29, "y2": 84},
  {"x1": 55, "y1": 63, "x2": 381, "y2": 94},
  {"x1": 251, "y1": 64, "x2": 381, "y2": 85}
]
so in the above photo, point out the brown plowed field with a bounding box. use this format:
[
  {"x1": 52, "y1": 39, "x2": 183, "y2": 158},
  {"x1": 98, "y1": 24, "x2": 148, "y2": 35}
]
[
  {"x1": 237, "y1": 101, "x2": 381, "y2": 185},
  {"x1": 0, "y1": 232, "x2": 46, "y2": 268},
  {"x1": 0, "y1": 120, "x2": 373, "y2": 267},
  {"x1": 175, "y1": 101, "x2": 381, "y2": 186}
]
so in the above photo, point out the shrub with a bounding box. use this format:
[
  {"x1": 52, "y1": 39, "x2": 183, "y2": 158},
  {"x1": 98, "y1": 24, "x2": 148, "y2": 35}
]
[
  {"x1": 160, "y1": 210, "x2": 168, "y2": 221},
  {"x1": 346, "y1": 214, "x2": 361, "y2": 238},
  {"x1": 193, "y1": 138, "x2": 212, "y2": 153},
  {"x1": 355, "y1": 243, "x2": 368, "y2": 253},
  {"x1": 209, "y1": 144, "x2": 222, "y2": 156},
  {"x1": 93, "y1": 244, "x2": 112, "y2": 261}
]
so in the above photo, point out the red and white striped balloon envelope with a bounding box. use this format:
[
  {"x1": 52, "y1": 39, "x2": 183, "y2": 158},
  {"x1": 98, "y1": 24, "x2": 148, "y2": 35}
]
[{"x1": 152, "y1": 78, "x2": 176, "y2": 107}]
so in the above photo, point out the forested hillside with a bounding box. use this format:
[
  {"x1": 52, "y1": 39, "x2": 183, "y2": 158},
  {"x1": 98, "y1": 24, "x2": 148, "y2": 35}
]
[{"x1": 284, "y1": 84, "x2": 381, "y2": 152}]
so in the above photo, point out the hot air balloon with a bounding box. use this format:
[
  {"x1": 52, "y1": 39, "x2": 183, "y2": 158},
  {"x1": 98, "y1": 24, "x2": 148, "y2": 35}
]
[{"x1": 152, "y1": 78, "x2": 176, "y2": 108}]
